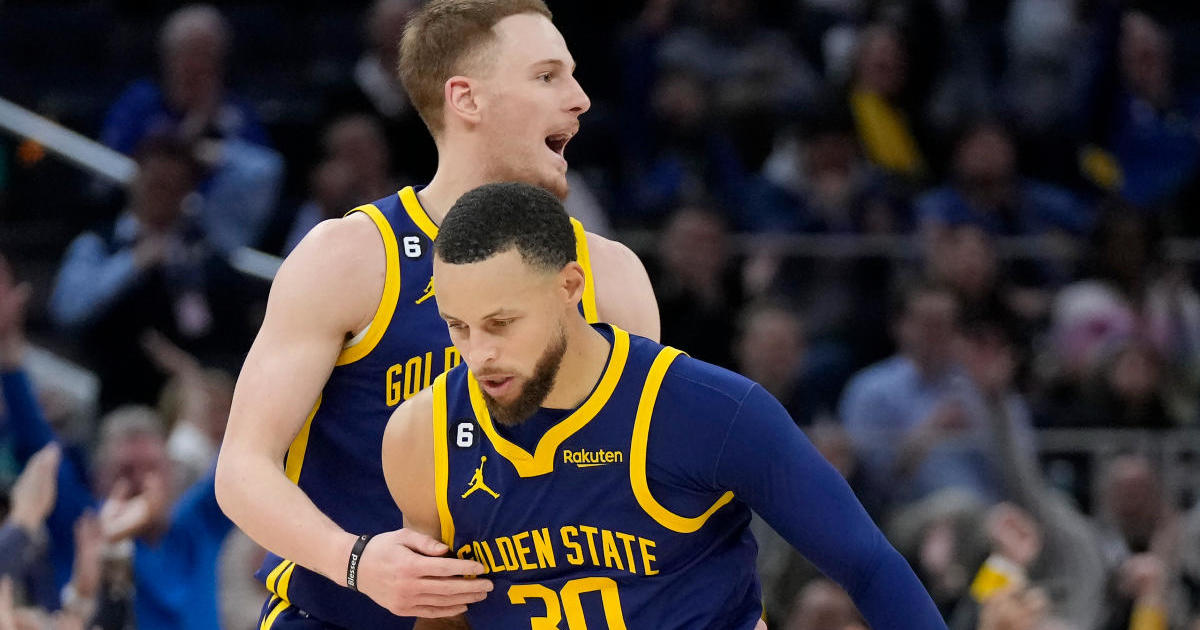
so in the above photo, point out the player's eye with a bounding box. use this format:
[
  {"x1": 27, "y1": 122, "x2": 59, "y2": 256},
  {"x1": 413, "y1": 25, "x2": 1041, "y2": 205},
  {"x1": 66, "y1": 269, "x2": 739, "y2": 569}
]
[
  {"x1": 538, "y1": 72, "x2": 553, "y2": 83},
  {"x1": 446, "y1": 321, "x2": 467, "y2": 331},
  {"x1": 492, "y1": 318, "x2": 515, "y2": 328}
]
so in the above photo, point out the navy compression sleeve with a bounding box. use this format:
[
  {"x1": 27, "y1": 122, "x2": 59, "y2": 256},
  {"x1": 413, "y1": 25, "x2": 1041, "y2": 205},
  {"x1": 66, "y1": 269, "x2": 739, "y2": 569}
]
[{"x1": 714, "y1": 384, "x2": 947, "y2": 629}]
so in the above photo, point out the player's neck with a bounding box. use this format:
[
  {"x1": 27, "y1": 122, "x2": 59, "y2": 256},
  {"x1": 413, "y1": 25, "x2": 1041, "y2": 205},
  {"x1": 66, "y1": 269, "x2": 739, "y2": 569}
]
[
  {"x1": 417, "y1": 157, "x2": 494, "y2": 227},
  {"x1": 541, "y1": 321, "x2": 611, "y2": 411}
]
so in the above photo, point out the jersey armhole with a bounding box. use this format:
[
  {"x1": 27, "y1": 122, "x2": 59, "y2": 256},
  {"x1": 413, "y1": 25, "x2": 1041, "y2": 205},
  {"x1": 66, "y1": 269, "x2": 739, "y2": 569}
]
[
  {"x1": 336, "y1": 205, "x2": 402, "y2": 365},
  {"x1": 432, "y1": 373, "x2": 456, "y2": 548},
  {"x1": 571, "y1": 218, "x2": 600, "y2": 323},
  {"x1": 630, "y1": 348, "x2": 735, "y2": 533}
]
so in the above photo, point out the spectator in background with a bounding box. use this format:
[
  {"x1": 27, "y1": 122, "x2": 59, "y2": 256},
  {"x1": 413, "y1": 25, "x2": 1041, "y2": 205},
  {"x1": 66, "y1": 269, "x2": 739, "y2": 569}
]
[
  {"x1": 101, "y1": 5, "x2": 283, "y2": 252},
  {"x1": 284, "y1": 114, "x2": 397, "y2": 254},
  {"x1": 321, "y1": 0, "x2": 436, "y2": 183},
  {"x1": 1094, "y1": 455, "x2": 1185, "y2": 630},
  {"x1": 839, "y1": 282, "x2": 1038, "y2": 511},
  {"x1": 649, "y1": 205, "x2": 743, "y2": 368},
  {"x1": 917, "y1": 121, "x2": 1093, "y2": 239},
  {"x1": 1102, "y1": 12, "x2": 1200, "y2": 212},
  {"x1": 49, "y1": 133, "x2": 258, "y2": 410},
  {"x1": 1048, "y1": 210, "x2": 1200, "y2": 423},
  {"x1": 749, "y1": 104, "x2": 904, "y2": 234},
  {"x1": 783, "y1": 579, "x2": 865, "y2": 630},
  {"x1": 622, "y1": 67, "x2": 746, "y2": 223},
  {"x1": 0, "y1": 444, "x2": 59, "y2": 587},
  {"x1": 847, "y1": 23, "x2": 928, "y2": 183},
  {"x1": 735, "y1": 300, "x2": 843, "y2": 426}
]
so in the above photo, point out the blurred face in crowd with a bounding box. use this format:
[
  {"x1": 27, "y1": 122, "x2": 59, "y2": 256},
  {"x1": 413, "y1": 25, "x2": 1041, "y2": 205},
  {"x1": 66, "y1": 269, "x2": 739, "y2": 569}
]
[
  {"x1": 324, "y1": 115, "x2": 392, "y2": 191},
  {"x1": 736, "y1": 306, "x2": 805, "y2": 392},
  {"x1": 898, "y1": 289, "x2": 960, "y2": 374},
  {"x1": 435, "y1": 248, "x2": 580, "y2": 426},
  {"x1": 653, "y1": 71, "x2": 709, "y2": 140},
  {"x1": 131, "y1": 153, "x2": 195, "y2": 232},
  {"x1": 1106, "y1": 342, "x2": 1162, "y2": 406},
  {"x1": 855, "y1": 25, "x2": 907, "y2": 98},
  {"x1": 1120, "y1": 12, "x2": 1171, "y2": 104},
  {"x1": 98, "y1": 431, "x2": 171, "y2": 497},
  {"x1": 661, "y1": 208, "x2": 729, "y2": 291},
  {"x1": 161, "y1": 8, "x2": 228, "y2": 113},
  {"x1": 370, "y1": 0, "x2": 419, "y2": 73},
  {"x1": 955, "y1": 126, "x2": 1017, "y2": 211},
  {"x1": 1102, "y1": 455, "x2": 1164, "y2": 547},
  {"x1": 465, "y1": 13, "x2": 590, "y2": 200},
  {"x1": 785, "y1": 580, "x2": 865, "y2": 630},
  {"x1": 928, "y1": 226, "x2": 999, "y2": 299}
]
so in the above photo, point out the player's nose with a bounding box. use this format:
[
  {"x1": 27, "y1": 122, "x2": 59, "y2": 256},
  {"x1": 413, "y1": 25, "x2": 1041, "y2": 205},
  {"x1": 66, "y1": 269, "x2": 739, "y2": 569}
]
[{"x1": 566, "y1": 76, "x2": 590, "y2": 116}]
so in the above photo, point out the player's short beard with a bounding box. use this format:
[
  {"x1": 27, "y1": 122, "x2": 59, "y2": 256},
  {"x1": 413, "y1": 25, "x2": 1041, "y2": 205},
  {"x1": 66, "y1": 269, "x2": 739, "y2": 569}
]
[{"x1": 481, "y1": 324, "x2": 568, "y2": 427}]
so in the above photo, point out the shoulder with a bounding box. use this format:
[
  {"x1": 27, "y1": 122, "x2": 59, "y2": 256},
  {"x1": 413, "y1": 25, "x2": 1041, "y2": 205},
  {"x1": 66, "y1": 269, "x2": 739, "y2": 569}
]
[
  {"x1": 269, "y1": 212, "x2": 386, "y2": 324},
  {"x1": 652, "y1": 351, "x2": 757, "y2": 421}
]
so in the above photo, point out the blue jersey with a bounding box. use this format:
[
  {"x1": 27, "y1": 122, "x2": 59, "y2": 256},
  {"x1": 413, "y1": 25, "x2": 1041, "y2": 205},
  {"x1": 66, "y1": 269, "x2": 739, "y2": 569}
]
[
  {"x1": 255, "y1": 187, "x2": 601, "y2": 630},
  {"x1": 433, "y1": 324, "x2": 949, "y2": 630}
]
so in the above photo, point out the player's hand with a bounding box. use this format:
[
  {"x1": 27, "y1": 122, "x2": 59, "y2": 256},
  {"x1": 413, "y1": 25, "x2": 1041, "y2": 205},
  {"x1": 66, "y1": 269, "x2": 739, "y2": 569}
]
[
  {"x1": 9, "y1": 443, "x2": 61, "y2": 534},
  {"x1": 355, "y1": 528, "x2": 493, "y2": 618}
]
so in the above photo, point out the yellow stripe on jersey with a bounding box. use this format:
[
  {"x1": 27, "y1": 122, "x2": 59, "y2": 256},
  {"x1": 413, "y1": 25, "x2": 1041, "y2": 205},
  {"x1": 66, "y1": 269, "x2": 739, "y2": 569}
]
[
  {"x1": 336, "y1": 204, "x2": 402, "y2": 366},
  {"x1": 631, "y1": 348, "x2": 735, "y2": 533},
  {"x1": 259, "y1": 596, "x2": 290, "y2": 630},
  {"x1": 284, "y1": 395, "x2": 322, "y2": 484},
  {"x1": 264, "y1": 560, "x2": 290, "y2": 595},
  {"x1": 570, "y1": 218, "x2": 599, "y2": 323},
  {"x1": 432, "y1": 373, "x2": 455, "y2": 548},
  {"x1": 468, "y1": 327, "x2": 631, "y2": 477},
  {"x1": 399, "y1": 186, "x2": 439, "y2": 240},
  {"x1": 276, "y1": 561, "x2": 298, "y2": 602}
]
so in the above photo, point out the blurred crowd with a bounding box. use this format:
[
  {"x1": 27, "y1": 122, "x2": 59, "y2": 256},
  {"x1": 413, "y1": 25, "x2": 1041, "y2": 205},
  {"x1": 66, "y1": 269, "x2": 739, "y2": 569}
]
[{"x1": 3, "y1": 0, "x2": 1200, "y2": 628}]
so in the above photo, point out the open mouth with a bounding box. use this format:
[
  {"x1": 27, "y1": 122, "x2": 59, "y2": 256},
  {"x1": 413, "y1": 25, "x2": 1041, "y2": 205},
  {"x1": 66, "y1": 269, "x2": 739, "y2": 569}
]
[
  {"x1": 545, "y1": 131, "x2": 573, "y2": 159},
  {"x1": 479, "y1": 375, "x2": 515, "y2": 398}
]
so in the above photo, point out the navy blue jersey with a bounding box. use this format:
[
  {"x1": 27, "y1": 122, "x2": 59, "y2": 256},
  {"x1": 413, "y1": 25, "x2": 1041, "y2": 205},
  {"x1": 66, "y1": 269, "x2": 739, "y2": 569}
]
[
  {"x1": 432, "y1": 324, "x2": 948, "y2": 629},
  {"x1": 256, "y1": 187, "x2": 601, "y2": 629}
]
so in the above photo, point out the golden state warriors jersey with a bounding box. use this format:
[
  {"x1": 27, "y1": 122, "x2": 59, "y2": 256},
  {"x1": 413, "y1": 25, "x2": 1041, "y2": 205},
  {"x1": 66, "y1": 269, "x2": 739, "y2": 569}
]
[
  {"x1": 432, "y1": 325, "x2": 764, "y2": 629},
  {"x1": 256, "y1": 187, "x2": 602, "y2": 630}
]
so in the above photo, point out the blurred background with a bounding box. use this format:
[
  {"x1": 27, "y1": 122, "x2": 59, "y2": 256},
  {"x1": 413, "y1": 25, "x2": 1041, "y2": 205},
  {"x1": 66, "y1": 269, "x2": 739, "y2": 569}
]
[{"x1": 2, "y1": 0, "x2": 1200, "y2": 628}]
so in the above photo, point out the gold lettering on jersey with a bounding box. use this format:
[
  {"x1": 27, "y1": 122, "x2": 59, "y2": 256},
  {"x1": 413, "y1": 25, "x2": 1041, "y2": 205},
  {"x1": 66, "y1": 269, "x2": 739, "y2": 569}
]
[
  {"x1": 562, "y1": 449, "x2": 624, "y2": 467},
  {"x1": 384, "y1": 346, "x2": 461, "y2": 406},
  {"x1": 458, "y1": 525, "x2": 660, "y2": 576}
]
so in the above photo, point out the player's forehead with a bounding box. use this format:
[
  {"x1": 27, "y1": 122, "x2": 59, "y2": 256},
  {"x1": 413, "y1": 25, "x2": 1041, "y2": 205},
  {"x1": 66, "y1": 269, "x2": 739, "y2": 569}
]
[
  {"x1": 433, "y1": 248, "x2": 550, "y2": 319},
  {"x1": 490, "y1": 12, "x2": 573, "y2": 70}
]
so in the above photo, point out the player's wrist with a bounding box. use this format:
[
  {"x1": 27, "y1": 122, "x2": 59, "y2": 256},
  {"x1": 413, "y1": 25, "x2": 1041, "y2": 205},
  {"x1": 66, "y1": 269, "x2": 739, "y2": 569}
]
[{"x1": 325, "y1": 531, "x2": 361, "y2": 584}]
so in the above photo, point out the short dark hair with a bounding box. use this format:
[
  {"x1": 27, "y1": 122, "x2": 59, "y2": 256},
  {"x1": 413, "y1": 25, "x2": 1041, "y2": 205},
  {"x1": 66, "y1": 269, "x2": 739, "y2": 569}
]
[{"x1": 435, "y1": 182, "x2": 576, "y2": 271}]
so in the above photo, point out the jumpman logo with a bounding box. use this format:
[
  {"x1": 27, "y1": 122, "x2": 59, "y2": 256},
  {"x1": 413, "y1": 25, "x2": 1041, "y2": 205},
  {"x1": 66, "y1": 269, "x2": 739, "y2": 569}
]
[
  {"x1": 461, "y1": 456, "x2": 499, "y2": 499},
  {"x1": 415, "y1": 277, "x2": 435, "y2": 304}
]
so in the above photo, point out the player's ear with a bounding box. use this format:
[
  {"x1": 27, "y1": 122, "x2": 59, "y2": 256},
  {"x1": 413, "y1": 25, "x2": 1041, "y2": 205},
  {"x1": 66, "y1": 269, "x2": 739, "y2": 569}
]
[
  {"x1": 445, "y1": 76, "x2": 483, "y2": 126},
  {"x1": 559, "y1": 261, "x2": 585, "y2": 307}
]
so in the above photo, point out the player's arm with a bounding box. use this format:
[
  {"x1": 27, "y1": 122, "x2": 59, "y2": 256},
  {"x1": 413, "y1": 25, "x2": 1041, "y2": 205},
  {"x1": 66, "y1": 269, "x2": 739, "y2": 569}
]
[
  {"x1": 382, "y1": 389, "x2": 490, "y2": 621},
  {"x1": 215, "y1": 215, "x2": 487, "y2": 616},
  {"x1": 713, "y1": 385, "x2": 948, "y2": 629},
  {"x1": 585, "y1": 232, "x2": 661, "y2": 342}
]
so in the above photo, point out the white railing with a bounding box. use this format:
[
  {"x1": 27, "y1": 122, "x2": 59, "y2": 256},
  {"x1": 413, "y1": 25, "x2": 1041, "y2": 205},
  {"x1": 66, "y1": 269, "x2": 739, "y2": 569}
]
[{"x1": 0, "y1": 96, "x2": 283, "y2": 281}]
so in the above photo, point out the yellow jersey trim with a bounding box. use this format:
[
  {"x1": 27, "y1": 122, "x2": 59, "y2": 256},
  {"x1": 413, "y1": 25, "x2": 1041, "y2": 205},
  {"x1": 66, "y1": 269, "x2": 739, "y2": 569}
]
[
  {"x1": 264, "y1": 559, "x2": 290, "y2": 595},
  {"x1": 570, "y1": 218, "x2": 599, "y2": 323},
  {"x1": 631, "y1": 348, "x2": 734, "y2": 533},
  {"x1": 399, "y1": 186, "x2": 439, "y2": 240},
  {"x1": 276, "y1": 561, "x2": 298, "y2": 603},
  {"x1": 467, "y1": 327, "x2": 631, "y2": 478},
  {"x1": 336, "y1": 204, "x2": 402, "y2": 366},
  {"x1": 284, "y1": 395, "x2": 321, "y2": 484},
  {"x1": 432, "y1": 373, "x2": 455, "y2": 548},
  {"x1": 259, "y1": 595, "x2": 289, "y2": 630}
]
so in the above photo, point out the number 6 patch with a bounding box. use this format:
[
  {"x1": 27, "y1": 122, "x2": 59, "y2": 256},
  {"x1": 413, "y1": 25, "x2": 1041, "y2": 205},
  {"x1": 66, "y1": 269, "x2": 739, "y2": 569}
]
[
  {"x1": 456, "y1": 422, "x2": 474, "y2": 448},
  {"x1": 402, "y1": 235, "x2": 423, "y2": 259}
]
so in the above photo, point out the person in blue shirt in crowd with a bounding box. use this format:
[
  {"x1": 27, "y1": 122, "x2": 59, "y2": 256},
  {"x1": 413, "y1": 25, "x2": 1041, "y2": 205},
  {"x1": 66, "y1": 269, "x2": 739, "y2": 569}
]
[{"x1": 0, "y1": 252, "x2": 233, "y2": 630}]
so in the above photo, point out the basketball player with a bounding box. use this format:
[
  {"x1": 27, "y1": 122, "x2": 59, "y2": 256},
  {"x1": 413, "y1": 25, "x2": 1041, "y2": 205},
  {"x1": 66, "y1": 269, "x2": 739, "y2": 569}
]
[
  {"x1": 214, "y1": 1, "x2": 660, "y2": 628},
  {"x1": 381, "y1": 182, "x2": 947, "y2": 629}
]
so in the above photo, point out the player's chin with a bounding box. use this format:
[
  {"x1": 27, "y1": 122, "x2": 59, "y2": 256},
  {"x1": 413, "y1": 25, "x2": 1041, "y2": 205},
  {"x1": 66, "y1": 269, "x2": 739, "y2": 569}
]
[{"x1": 541, "y1": 170, "x2": 570, "y2": 201}]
